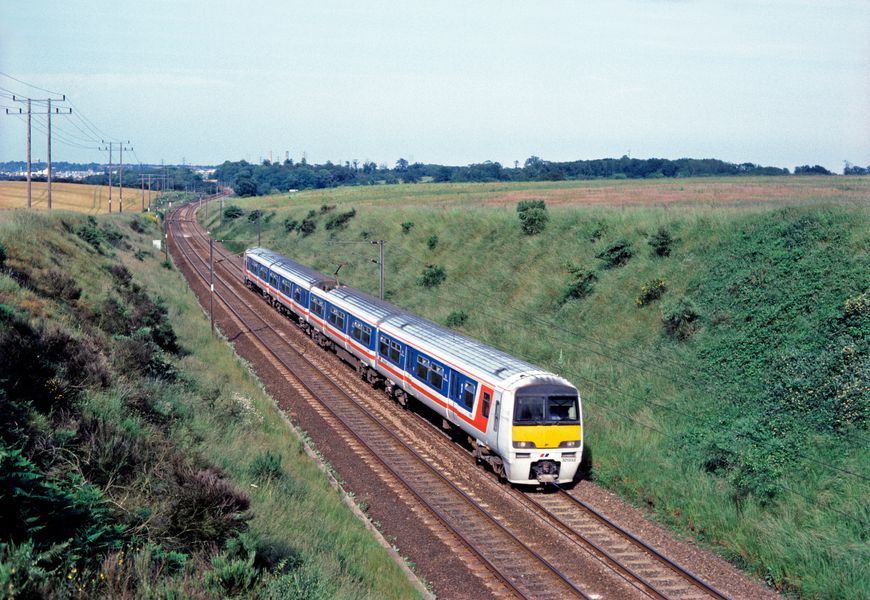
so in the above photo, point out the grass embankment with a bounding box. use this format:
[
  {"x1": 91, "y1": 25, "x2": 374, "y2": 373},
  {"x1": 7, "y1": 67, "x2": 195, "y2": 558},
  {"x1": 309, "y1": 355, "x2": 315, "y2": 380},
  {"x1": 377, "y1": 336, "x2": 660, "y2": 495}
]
[
  {"x1": 0, "y1": 210, "x2": 420, "y2": 598},
  {"x1": 205, "y1": 178, "x2": 870, "y2": 599},
  {"x1": 0, "y1": 181, "x2": 147, "y2": 213}
]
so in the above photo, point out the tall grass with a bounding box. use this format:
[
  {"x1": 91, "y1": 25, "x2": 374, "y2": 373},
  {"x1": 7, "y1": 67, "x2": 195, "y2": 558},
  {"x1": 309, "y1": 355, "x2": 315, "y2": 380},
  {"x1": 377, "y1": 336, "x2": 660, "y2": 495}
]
[{"x1": 204, "y1": 178, "x2": 870, "y2": 599}]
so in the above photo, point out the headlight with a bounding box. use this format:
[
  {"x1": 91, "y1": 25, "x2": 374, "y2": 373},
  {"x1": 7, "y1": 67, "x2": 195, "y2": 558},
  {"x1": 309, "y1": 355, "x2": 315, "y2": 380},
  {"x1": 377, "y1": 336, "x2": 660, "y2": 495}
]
[
  {"x1": 559, "y1": 440, "x2": 581, "y2": 448},
  {"x1": 512, "y1": 441, "x2": 537, "y2": 449}
]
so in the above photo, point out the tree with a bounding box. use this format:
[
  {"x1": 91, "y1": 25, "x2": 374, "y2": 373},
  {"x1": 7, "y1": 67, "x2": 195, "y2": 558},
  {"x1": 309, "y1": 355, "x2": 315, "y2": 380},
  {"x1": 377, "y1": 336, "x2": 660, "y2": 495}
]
[
  {"x1": 395, "y1": 158, "x2": 409, "y2": 172},
  {"x1": 233, "y1": 177, "x2": 257, "y2": 197}
]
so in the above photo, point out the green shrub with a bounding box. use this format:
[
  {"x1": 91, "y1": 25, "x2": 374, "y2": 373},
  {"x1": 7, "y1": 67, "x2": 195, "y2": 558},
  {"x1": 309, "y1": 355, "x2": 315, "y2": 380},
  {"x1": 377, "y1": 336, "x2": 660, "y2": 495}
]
[
  {"x1": 283, "y1": 218, "x2": 299, "y2": 233},
  {"x1": 76, "y1": 217, "x2": 105, "y2": 249},
  {"x1": 417, "y1": 265, "x2": 446, "y2": 288},
  {"x1": 426, "y1": 234, "x2": 439, "y2": 250},
  {"x1": 247, "y1": 210, "x2": 263, "y2": 223},
  {"x1": 299, "y1": 219, "x2": 316, "y2": 237},
  {"x1": 661, "y1": 296, "x2": 700, "y2": 340},
  {"x1": 596, "y1": 239, "x2": 633, "y2": 268},
  {"x1": 325, "y1": 209, "x2": 357, "y2": 231},
  {"x1": 319, "y1": 204, "x2": 336, "y2": 214},
  {"x1": 558, "y1": 269, "x2": 597, "y2": 305},
  {"x1": 223, "y1": 205, "x2": 244, "y2": 220},
  {"x1": 205, "y1": 550, "x2": 260, "y2": 596},
  {"x1": 648, "y1": 227, "x2": 675, "y2": 257},
  {"x1": 250, "y1": 451, "x2": 284, "y2": 482},
  {"x1": 636, "y1": 279, "x2": 666, "y2": 307},
  {"x1": 517, "y1": 200, "x2": 549, "y2": 236},
  {"x1": 445, "y1": 310, "x2": 468, "y2": 327},
  {"x1": 0, "y1": 240, "x2": 8, "y2": 267},
  {"x1": 401, "y1": 222, "x2": 415, "y2": 234}
]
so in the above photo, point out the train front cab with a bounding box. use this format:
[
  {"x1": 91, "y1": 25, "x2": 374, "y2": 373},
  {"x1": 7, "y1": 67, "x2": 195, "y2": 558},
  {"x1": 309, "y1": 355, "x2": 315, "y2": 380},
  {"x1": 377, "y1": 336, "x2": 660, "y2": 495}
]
[{"x1": 502, "y1": 382, "x2": 583, "y2": 485}]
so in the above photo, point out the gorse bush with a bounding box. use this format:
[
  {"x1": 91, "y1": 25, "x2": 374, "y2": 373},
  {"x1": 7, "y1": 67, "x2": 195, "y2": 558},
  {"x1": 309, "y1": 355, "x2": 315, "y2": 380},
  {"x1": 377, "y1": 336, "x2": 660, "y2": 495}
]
[
  {"x1": 401, "y1": 221, "x2": 415, "y2": 234},
  {"x1": 283, "y1": 217, "x2": 299, "y2": 233},
  {"x1": 223, "y1": 205, "x2": 244, "y2": 220},
  {"x1": 0, "y1": 240, "x2": 7, "y2": 267},
  {"x1": 596, "y1": 239, "x2": 633, "y2": 267},
  {"x1": 426, "y1": 234, "x2": 439, "y2": 250},
  {"x1": 299, "y1": 219, "x2": 316, "y2": 237},
  {"x1": 661, "y1": 296, "x2": 700, "y2": 340},
  {"x1": 247, "y1": 209, "x2": 263, "y2": 223},
  {"x1": 516, "y1": 200, "x2": 549, "y2": 235},
  {"x1": 417, "y1": 265, "x2": 446, "y2": 288},
  {"x1": 648, "y1": 227, "x2": 675, "y2": 257},
  {"x1": 324, "y1": 208, "x2": 357, "y2": 231},
  {"x1": 636, "y1": 279, "x2": 666, "y2": 307},
  {"x1": 558, "y1": 267, "x2": 597, "y2": 305},
  {"x1": 445, "y1": 310, "x2": 468, "y2": 327}
]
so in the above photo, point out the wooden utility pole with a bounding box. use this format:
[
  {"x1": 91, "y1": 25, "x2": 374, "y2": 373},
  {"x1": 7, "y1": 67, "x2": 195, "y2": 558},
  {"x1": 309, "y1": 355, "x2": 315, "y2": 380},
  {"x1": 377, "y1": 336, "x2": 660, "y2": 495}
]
[
  {"x1": 118, "y1": 141, "x2": 131, "y2": 212},
  {"x1": 6, "y1": 95, "x2": 68, "y2": 209},
  {"x1": 100, "y1": 141, "x2": 113, "y2": 212}
]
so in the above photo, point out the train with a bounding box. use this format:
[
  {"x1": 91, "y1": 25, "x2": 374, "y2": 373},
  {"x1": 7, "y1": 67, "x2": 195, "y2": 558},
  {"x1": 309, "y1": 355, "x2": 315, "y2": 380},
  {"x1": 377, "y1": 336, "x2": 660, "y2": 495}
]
[{"x1": 244, "y1": 247, "x2": 584, "y2": 485}]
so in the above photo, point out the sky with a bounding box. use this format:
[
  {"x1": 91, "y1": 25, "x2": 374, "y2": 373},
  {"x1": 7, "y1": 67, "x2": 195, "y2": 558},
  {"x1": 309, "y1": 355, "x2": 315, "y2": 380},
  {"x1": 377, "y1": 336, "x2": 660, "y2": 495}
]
[{"x1": 1, "y1": 0, "x2": 868, "y2": 172}]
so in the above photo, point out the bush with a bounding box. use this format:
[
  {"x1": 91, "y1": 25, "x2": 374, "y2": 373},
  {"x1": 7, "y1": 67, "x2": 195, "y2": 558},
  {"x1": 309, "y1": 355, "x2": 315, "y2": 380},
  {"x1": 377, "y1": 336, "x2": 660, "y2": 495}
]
[
  {"x1": 445, "y1": 310, "x2": 468, "y2": 327},
  {"x1": 37, "y1": 268, "x2": 82, "y2": 303},
  {"x1": 324, "y1": 209, "x2": 357, "y2": 231},
  {"x1": 223, "y1": 205, "x2": 244, "y2": 220},
  {"x1": 401, "y1": 222, "x2": 415, "y2": 234},
  {"x1": 596, "y1": 239, "x2": 633, "y2": 268},
  {"x1": 283, "y1": 218, "x2": 299, "y2": 233},
  {"x1": 661, "y1": 297, "x2": 700, "y2": 340},
  {"x1": 426, "y1": 234, "x2": 439, "y2": 250},
  {"x1": 247, "y1": 209, "x2": 263, "y2": 223},
  {"x1": 417, "y1": 265, "x2": 446, "y2": 288},
  {"x1": 319, "y1": 204, "x2": 336, "y2": 214},
  {"x1": 298, "y1": 219, "x2": 316, "y2": 237},
  {"x1": 168, "y1": 465, "x2": 251, "y2": 548},
  {"x1": 648, "y1": 227, "x2": 675, "y2": 257},
  {"x1": 0, "y1": 240, "x2": 7, "y2": 267},
  {"x1": 250, "y1": 451, "x2": 283, "y2": 482},
  {"x1": 76, "y1": 217, "x2": 105, "y2": 250},
  {"x1": 517, "y1": 200, "x2": 549, "y2": 236},
  {"x1": 558, "y1": 269, "x2": 597, "y2": 305},
  {"x1": 636, "y1": 279, "x2": 666, "y2": 307}
]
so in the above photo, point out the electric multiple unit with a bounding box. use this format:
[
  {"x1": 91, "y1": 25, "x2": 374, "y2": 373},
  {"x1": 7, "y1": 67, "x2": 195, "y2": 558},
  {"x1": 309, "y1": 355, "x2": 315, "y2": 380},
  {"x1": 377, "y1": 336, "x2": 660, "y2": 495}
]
[{"x1": 244, "y1": 247, "x2": 583, "y2": 485}]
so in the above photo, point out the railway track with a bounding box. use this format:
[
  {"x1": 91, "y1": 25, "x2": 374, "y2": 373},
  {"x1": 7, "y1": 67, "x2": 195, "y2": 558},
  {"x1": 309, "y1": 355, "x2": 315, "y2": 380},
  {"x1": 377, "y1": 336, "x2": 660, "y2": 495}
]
[
  {"x1": 167, "y1": 200, "x2": 590, "y2": 600},
  {"x1": 166, "y1": 196, "x2": 733, "y2": 600}
]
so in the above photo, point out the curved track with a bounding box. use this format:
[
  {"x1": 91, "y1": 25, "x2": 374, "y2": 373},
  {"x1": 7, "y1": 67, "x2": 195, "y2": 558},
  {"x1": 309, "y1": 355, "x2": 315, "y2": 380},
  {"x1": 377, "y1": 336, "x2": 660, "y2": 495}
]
[{"x1": 167, "y1": 196, "x2": 732, "y2": 600}]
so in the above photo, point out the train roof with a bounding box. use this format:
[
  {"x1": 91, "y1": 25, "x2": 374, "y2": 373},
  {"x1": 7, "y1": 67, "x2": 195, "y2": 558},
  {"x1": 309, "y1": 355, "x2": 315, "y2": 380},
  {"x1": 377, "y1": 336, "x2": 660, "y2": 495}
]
[
  {"x1": 247, "y1": 247, "x2": 552, "y2": 385},
  {"x1": 247, "y1": 247, "x2": 333, "y2": 288}
]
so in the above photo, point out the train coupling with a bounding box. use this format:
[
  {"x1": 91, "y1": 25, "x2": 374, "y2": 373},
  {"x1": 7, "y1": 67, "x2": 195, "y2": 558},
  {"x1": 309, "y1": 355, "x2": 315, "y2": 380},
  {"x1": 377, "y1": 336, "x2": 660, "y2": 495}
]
[{"x1": 531, "y1": 460, "x2": 560, "y2": 483}]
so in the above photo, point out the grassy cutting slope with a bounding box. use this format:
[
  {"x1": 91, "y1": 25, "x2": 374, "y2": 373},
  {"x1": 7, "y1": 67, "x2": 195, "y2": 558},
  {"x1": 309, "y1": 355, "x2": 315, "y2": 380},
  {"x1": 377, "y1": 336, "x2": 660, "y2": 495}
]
[
  {"x1": 0, "y1": 210, "x2": 421, "y2": 599},
  {"x1": 205, "y1": 177, "x2": 870, "y2": 599}
]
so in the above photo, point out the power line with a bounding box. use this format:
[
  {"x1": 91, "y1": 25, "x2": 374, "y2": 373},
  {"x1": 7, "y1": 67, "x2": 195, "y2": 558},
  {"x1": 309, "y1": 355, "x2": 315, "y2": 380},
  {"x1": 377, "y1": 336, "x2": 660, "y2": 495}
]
[{"x1": 0, "y1": 71, "x2": 63, "y2": 96}]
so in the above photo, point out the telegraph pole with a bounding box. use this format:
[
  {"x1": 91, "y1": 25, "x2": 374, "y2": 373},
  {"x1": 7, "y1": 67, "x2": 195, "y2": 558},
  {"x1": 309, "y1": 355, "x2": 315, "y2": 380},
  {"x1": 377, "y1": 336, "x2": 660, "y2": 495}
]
[
  {"x1": 209, "y1": 238, "x2": 215, "y2": 334},
  {"x1": 118, "y1": 141, "x2": 132, "y2": 213},
  {"x1": 99, "y1": 141, "x2": 113, "y2": 212},
  {"x1": 6, "y1": 96, "x2": 68, "y2": 209}
]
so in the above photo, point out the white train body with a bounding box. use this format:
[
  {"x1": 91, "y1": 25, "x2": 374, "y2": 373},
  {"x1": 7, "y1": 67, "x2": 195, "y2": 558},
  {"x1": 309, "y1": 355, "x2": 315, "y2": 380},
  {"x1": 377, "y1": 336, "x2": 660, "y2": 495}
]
[{"x1": 244, "y1": 247, "x2": 583, "y2": 485}]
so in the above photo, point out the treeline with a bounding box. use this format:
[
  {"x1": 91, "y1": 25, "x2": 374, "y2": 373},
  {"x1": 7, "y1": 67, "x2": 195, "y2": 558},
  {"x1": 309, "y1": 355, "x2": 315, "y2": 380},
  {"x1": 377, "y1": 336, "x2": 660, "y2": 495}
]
[
  {"x1": 215, "y1": 155, "x2": 856, "y2": 197},
  {"x1": 81, "y1": 166, "x2": 218, "y2": 194}
]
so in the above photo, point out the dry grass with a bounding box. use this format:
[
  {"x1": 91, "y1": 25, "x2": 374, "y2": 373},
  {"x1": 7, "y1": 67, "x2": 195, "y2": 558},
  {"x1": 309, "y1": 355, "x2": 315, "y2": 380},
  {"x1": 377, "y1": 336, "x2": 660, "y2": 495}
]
[{"x1": 0, "y1": 181, "x2": 147, "y2": 214}]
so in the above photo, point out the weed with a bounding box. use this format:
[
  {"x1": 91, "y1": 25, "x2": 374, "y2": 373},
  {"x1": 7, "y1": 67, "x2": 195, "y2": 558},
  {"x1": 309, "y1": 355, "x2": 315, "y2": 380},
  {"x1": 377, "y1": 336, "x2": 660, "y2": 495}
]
[{"x1": 250, "y1": 451, "x2": 284, "y2": 482}]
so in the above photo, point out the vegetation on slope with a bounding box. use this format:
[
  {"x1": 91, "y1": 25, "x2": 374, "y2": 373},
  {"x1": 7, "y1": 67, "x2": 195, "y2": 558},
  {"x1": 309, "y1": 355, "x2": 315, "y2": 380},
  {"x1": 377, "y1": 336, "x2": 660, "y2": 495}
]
[
  {"x1": 0, "y1": 210, "x2": 420, "y2": 599},
  {"x1": 204, "y1": 179, "x2": 870, "y2": 599}
]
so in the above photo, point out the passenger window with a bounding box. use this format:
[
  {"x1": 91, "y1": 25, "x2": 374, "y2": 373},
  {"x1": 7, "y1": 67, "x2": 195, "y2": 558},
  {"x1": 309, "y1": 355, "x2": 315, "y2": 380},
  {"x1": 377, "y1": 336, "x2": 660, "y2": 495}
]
[
  {"x1": 379, "y1": 336, "x2": 389, "y2": 357},
  {"x1": 294, "y1": 288, "x2": 302, "y2": 303},
  {"x1": 361, "y1": 325, "x2": 372, "y2": 346},
  {"x1": 482, "y1": 391, "x2": 491, "y2": 418},
  {"x1": 351, "y1": 321, "x2": 362, "y2": 341},
  {"x1": 390, "y1": 341, "x2": 401, "y2": 363},
  {"x1": 462, "y1": 382, "x2": 475, "y2": 410},
  {"x1": 416, "y1": 356, "x2": 429, "y2": 379},
  {"x1": 430, "y1": 364, "x2": 444, "y2": 389}
]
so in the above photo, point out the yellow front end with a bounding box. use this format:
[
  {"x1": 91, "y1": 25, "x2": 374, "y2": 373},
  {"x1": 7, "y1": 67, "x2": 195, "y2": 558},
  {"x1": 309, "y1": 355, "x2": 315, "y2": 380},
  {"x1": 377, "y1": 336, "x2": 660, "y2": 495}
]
[{"x1": 512, "y1": 424, "x2": 582, "y2": 449}]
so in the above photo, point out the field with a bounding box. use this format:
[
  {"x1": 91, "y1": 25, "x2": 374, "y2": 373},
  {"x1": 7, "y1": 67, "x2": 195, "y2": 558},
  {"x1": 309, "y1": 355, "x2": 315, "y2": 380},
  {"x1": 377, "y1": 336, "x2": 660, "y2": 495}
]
[
  {"x1": 204, "y1": 176, "x2": 870, "y2": 599},
  {"x1": 0, "y1": 180, "x2": 148, "y2": 213}
]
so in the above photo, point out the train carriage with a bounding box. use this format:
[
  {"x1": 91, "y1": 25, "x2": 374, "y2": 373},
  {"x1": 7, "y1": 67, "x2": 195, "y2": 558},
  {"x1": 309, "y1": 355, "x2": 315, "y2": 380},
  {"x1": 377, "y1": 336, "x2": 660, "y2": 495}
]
[{"x1": 243, "y1": 247, "x2": 583, "y2": 485}]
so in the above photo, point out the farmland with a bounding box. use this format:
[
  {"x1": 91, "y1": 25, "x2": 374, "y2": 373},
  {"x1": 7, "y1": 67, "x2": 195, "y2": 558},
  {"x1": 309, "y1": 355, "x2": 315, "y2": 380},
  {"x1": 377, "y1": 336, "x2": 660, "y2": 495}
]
[
  {"x1": 0, "y1": 181, "x2": 147, "y2": 213},
  {"x1": 205, "y1": 176, "x2": 870, "y2": 599}
]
